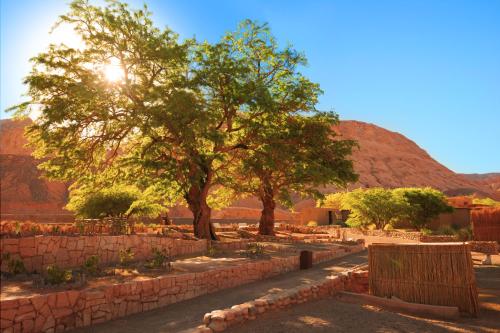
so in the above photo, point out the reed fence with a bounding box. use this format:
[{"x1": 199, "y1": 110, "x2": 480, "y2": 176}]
[
  {"x1": 368, "y1": 243, "x2": 479, "y2": 316},
  {"x1": 471, "y1": 208, "x2": 500, "y2": 242}
]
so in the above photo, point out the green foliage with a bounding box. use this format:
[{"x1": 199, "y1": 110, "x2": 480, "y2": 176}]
[
  {"x1": 322, "y1": 187, "x2": 452, "y2": 230},
  {"x1": 145, "y1": 248, "x2": 169, "y2": 269},
  {"x1": 67, "y1": 185, "x2": 164, "y2": 219},
  {"x1": 206, "y1": 245, "x2": 219, "y2": 257},
  {"x1": 244, "y1": 243, "x2": 265, "y2": 258},
  {"x1": 342, "y1": 188, "x2": 406, "y2": 229},
  {"x1": 455, "y1": 227, "x2": 472, "y2": 241},
  {"x1": 45, "y1": 265, "x2": 73, "y2": 285},
  {"x1": 14, "y1": 222, "x2": 21, "y2": 236},
  {"x1": 307, "y1": 221, "x2": 318, "y2": 227},
  {"x1": 436, "y1": 225, "x2": 455, "y2": 236},
  {"x1": 119, "y1": 248, "x2": 134, "y2": 266},
  {"x1": 82, "y1": 255, "x2": 100, "y2": 276},
  {"x1": 9, "y1": 0, "x2": 354, "y2": 240},
  {"x1": 392, "y1": 187, "x2": 453, "y2": 230},
  {"x1": 420, "y1": 227, "x2": 433, "y2": 235},
  {"x1": 1, "y1": 253, "x2": 26, "y2": 275},
  {"x1": 473, "y1": 197, "x2": 500, "y2": 207}
]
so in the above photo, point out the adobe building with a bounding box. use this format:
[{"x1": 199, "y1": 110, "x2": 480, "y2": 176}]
[{"x1": 299, "y1": 207, "x2": 349, "y2": 225}]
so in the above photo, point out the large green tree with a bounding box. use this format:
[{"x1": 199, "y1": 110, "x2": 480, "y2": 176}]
[
  {"x1": 236, "y1": 113, "x2": 358, "y2": 235},
  {"x1": 10, "y1": 1, "x2": 328, "y2": 240}
]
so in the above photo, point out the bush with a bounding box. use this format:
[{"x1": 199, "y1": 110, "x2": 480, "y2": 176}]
[
  {"x1": 244, "y1": 243, "x2": 265, "y2": 258},
  {"x1": 455, "y1": 227, "x2": 472, "y2": 241},
  {"x1": 436, "y1": 225, "x2": 455, "y2": 236},
  {"x1": 82, "y1": 255, "x2": 100, "y2": 276},
  {"x1": 307, "y1": 221, "x2": 318, "y2": 227},
  {"x1": 119, "y1": 248, "x2": 135, "y2": 266},
  {"x1": 45, "y1": 265, "x2": 73, "y2": 285},
  {"x1": 1, "y1": 253, "x2": 26, "y2": 275},
  {"x1": 145, "y1": 248, "x2": 169, "y2": 269},
  {"x1": 420, "y1": 227, "x2": 433, "y2": 236},
  {"x1": 383, "y1": 224, "x2": 394, "y2": 231},
  {"x1": 67, "y1": 185, "x2": 165, "y2": 221},
  {"x1": 206, "y1": 245, "x2": 219, "y2": 257}
]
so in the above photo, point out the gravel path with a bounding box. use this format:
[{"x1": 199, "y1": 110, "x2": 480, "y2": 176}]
[{"x1": 72, "y1": 251, "x2": 368, "y2": 333}]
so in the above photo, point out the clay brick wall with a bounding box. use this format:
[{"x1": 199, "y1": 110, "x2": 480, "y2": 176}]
[{"x1": 0, "y1": 235, "x2": 207, "y2": 273}]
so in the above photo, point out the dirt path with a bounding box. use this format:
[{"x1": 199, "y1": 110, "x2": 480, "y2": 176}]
[
  {"x1": 72, "y1": 251, "x2": 368, "y2": 333},
  {"x1": 227, "y1": 252, "x2": 500, "y2": 333}
]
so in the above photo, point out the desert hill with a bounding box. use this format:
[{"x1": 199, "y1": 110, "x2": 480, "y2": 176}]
[{"x1": 0, "y1": 118, "x2": 497, "y2": 221}]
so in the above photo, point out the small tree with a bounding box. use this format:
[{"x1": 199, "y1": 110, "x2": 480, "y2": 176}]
[
  {"x1": 393, "y1": 187, "x2": 453, "y2": 230},
  {"x1": 67, "y1": 185, "x2": 164, "y2": 219},
  {"x1": 342, "y1": 188, "x2": 406, "y2": 229},
  {"x1": 236, "y1": 114, "x2": 357, "y2": 235}
]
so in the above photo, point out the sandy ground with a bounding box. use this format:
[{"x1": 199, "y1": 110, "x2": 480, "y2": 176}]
[
  {"x1": 227, "y1": 254, "x2": 500, "y2": 333},
  {"x1": 226, "y1": 296, "x2": 500, "y2": 333}
]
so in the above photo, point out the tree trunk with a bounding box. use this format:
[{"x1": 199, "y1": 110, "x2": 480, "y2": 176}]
[
  {"x1": 185, "y1": 183, "x2": 218, "y2": 240},
  {"x1": 258, "y1": 186, "x2": 276, "y2": 236}
]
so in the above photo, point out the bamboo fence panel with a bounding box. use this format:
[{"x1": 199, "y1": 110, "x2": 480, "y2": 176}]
[
  {"x1": 368, "y1": 243, "x2": 479, "y2": 316},
  {"x1": 471, "y1": 208, "x2": 500, "y2": 242}
]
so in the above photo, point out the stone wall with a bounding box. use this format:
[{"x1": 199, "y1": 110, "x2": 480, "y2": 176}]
[
  {"x1": 212, "y1": 240, "x2": 250, "y2": 252},
  {"x1": 467, "y1": 241, "x2": 499, "y2": 254},
  {"x1": 0, "y1": 235, "x2": 207, "y2": 273},
  {"x1": 344, "y1": 228, "x2": 422, "y2": 241},
  {"x1": 200, "y1": 268, "x2": 369, "y2": 332},
  {"x1": 0, "y1": 245, "x2": 365, "y2": 333},
  {"x1": 419, "y1": 235, "x2": 458, "y2": 242}
]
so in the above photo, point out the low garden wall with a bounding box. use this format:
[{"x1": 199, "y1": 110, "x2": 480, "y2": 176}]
[
  {"x1": 343, "y1": 228, "x2": 422, "y2": 241},
  {"x1": 0, "y1": 235, "x2": 207, "y2": 273},
  {"x1": 212, "y1": 240, "x2": 250, "y2": 252},
  {"x1": 0, "y1": 244, "x2": 365, "y2": 333},
  {"x1": 467, "y1": 241, "x2": 499, "y2": 254},
  {"x1": 200, "y1": 268, "x2": 368, "y2": 332}
]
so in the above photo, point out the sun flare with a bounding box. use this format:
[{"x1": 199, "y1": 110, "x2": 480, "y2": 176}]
[{"x1": 103, "y1": 59, "x2": 124, "y2": 82}]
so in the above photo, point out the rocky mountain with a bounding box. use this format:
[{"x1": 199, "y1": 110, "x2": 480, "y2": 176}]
[
  {"x1": 459, "y1": 173, "x2": 500, "y2": 197},
  {"x1": 0, "y1": 118, "x2": 497, "y2": 221},
  {"x1": 334, "y1": 121, "x2": 497, "y2": 197},
  {"x1": 0, "y1": 119, "x2": 70, "y2": 219}
]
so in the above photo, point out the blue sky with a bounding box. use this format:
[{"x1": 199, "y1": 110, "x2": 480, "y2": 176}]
[{"x1": 1, "y1": 0, "x2": 499, "y2": 173}]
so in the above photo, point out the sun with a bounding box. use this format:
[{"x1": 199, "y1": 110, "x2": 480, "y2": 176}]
[{"x1": 103, "y1": 58, "x2": 124, "y2": 82}]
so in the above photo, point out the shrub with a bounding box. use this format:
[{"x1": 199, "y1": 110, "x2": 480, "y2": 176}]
[
  {"x1": 45, "y1": 265, "x2": 73, "y2": 285},
  {"x1": 14, "y1": 222, "x2": 21, "y2": 236},
  {"x1": 436, "y1": 225, "x2": 455, "y2": 236},
  {"x1": 119, "y1": 248, "x2": 135, "y2": 266},
  {"x1": 206, "y1": 245, "x2": 219, "y2": 257},
  {"x1": 456, "y1": 227, "x2": 472, "y2": 241},
  {"x1": 1, "y1": 253, "x2": 26, "y2": 275},
  {"x1": 244, "y1": 243, "x2": 265, "y2": 258},
  {"x1": 82, "y1": 255, "x2": 100, "y2": 276},
  {"x1": 307, "y1": 221, "x2": 318, "y2": 227},
  {"x1": 67, "y1": 185, "x2": 165, "y2": 221},
  {"x1": 145, "y1": 248, "x2": 169, "y2": 269},
  {"x1": 420, "y1": 227, "x2": 433, "y2": 236},
  {"x1": 383, "y1": 224, "x2": 394, "y2": 231}
]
